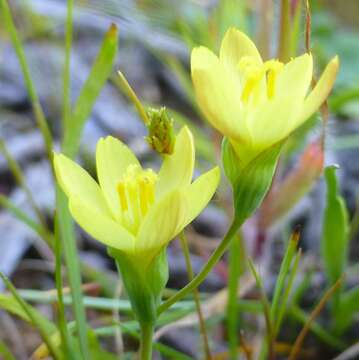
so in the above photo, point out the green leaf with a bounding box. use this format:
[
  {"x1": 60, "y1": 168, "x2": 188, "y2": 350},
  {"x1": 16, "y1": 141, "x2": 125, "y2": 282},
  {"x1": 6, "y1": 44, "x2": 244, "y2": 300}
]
[
  {"x1": 0, "y1": 275, "x2": 61, "y2": 359},
  {"x1": 0, "y1": 340, "x2": 16, "y2": 360},
  {"x1": 335, "y1": 286, "x2": 359, "y2": 334},
  {"x1": 321, "y1": 166, "x2": 349, "y2": 287},
  {"x1": 62, "y1": 24, "x2": 118, "y2": 158},
  {"x1": 0, "y1": 294, "x2": 56, "y2": 334},
  {"x1": 0, "y1": 0, "x2": 53, "y2": 162},
  {"x1": 56, "y1": 187, "x2": 89, "y2": 360},
  {"x1": 86, "y1": 330, "x2": 118, "y2": 360},
  {"x1": 222, "y1": 139, "x2": 283, "y2": 223},
  {"x1": 271, "y1": 230, "x2": 300, "y2": 335},
  {"x1": 54, "y1": 212, "x2": 76, "y2": 359},
  {"x1": 0, "y1": 194, "x2": 45, "y2": 238}
]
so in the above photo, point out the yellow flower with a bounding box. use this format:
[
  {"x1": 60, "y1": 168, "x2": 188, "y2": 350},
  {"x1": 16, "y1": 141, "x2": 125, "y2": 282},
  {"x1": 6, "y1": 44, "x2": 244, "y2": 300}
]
[
  {"x1": 54, "y1": 127, "x2": 220, "y2": 262},
  {"x1": 191, "y1": 28, "x2": 339, "y2": 167}
]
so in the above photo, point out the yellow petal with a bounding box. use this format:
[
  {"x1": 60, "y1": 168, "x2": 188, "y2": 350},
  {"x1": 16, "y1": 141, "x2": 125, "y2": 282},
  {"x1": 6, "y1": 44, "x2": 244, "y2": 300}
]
[
  {"x1": 299, "y1": 56, "x2": 339, "y2": 124},
  {"x1": 219, "y1": 28, "x2": 262, "y2": 68},
  {"x1": 53, "y1": 153, "x2": 110, "y2": 215},
  {"x1": 69, "y1": 196, "x2": 135, "y2": 252},
  {"x1": 182, "y1": 166, "x2": 220, "y2": 228},
  {"x1": 156, "y1": 126, "x2": 194, "y2": 198},
  {"x1": 136, "y1": 190, "x2": 185, "y2": 253},
  {"x1": 246, "y1": 96, "x2": 301, "y2": 158},
  {"x1": 276, "y1": 53, "x2": 313, "y2": 99},
  {"x1": 191, "y1": 45, "x2": 219, "y2": 71},
  {"x1": 191, "y1": 47, "x2": 249, "y2": 141},
  {"x1": 96, "y1": 136, "x2": 140, "y2": 219}
]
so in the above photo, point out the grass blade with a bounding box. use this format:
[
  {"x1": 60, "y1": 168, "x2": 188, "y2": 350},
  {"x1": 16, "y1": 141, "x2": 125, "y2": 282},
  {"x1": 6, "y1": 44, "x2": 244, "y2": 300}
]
[
  {"x1": 289, "y1": 305, "x2": 345, "y2": 350},
  {"x1": 288, "y1": 276, "x2": 344, "y2": 360},
  {"x1": 63, "y1": 0, "x2": 74, "y2": 131},
  {"x1": 179, "y1": 231, "x2": 211, "y2": 359},
  {"x1": 54, "y1": 212, "x2": 76, "y2": 359},
  {"x1": 0, "y1": 194, "x2": 45, "y2": 238},
  {"x1": 0, "y1": 341, "x2": 16, "y2": 360},
  {"x1": 335, "y1": 286, "x2": 359, "y2": 334},
  {"x1": 0, "y1": 273, "x2": 61, "y2": 359},
  {"x1": 62, "y1": 24, "x2": 118, "y2": 157},
  {"x1": 0, "y1": 0, "x2": 53, "y2": 162},
  {"x1": 321, "y1": 166, "x2": 349, "y2": 312},
  {"x1": 271, "y1": 229, "x2": 300, "y2": 333},
  {"x1": 56, "y1": 187, "x2": 89, "y2": 360},
  {"x1": 274, "y1": 249, "x2": 302, "y2": 336},
  {"x1": 248, "y1": 259, "x2": 275, "y2": 360},
  {"x1": 0, "y1": 139, "x2": 48, "y2": 234}
]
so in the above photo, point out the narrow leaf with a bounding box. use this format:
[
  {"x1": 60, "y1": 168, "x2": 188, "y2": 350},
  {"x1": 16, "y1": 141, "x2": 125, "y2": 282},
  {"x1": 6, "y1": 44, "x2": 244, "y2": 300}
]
[
  {"x1": 62, "y1": 24, "x2": 118, "y2": 158},
  {"x1": 271, "y1": 229, "x2": 300, "y2": 329},
  {"x1": 0, "y1": 340, "x2": 16, "y2": 360},
  {"x1": 0, "y1": 274, "x2": 60, "y2": 359},
  {"x1": 321, "y1": 166, "x2": 349, "y2": 293},
  {"x1": 335, "y1": 286, "x2": 359, "y2": 334}
]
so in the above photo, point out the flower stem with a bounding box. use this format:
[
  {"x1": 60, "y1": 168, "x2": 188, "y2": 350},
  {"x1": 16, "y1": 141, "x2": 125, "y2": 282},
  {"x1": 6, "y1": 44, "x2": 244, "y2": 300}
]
[
  {"x1": 139, "y1": 322, "x2": 154, "y2": 360},
  {"x1": 158, "y1": 219, "x2": 241, "y2": 315},
  {"x1": 227, "y1": 234, "x2": 241, "y2": 359},
  {"x1": 179, "y1": 231, "x2": 212, "y2": 359}
]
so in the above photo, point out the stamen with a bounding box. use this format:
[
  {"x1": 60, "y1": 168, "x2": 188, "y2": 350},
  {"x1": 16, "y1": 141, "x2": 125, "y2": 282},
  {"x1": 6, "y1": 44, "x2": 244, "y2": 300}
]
[
  {"x1": 139, "y1": 178, "x2": 149, "y2": 216},
  {"x1": 117, "y1": 182, "x2": 128, "y2": 211},
  {"x1": 266, "y1": 70, "x2": 276, "y2": 99},
  {"x1": 238, "y1": 57, "x2": 284, "y2": 103},
  {"x1": 264, "y1": 60, "x2": 284, "y2": 100},
  {"x1": 128, "y1": 181, "x2": 140, "y2": 231},
  {"x1": 241, "y1": 70, "x2": 263, "y2": 103},
  {"x1": 116, "y1": 166, "x2": 158, "y2": 233}
]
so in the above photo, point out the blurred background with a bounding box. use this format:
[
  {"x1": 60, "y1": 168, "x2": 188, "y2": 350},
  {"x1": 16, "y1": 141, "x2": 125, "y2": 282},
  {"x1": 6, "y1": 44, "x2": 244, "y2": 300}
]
[{"x1": 0, "y1": 0, "x2": 358, "y2": 358}]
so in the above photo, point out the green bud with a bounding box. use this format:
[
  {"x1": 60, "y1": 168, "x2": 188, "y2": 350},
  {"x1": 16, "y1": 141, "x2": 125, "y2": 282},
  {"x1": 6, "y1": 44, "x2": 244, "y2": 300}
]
[
  {"x1": 108, "y1": 248, "x2": 168, "y2": 325},
  {"x1": 146, "y1": 107, "x2": 175, "y2": 155}
]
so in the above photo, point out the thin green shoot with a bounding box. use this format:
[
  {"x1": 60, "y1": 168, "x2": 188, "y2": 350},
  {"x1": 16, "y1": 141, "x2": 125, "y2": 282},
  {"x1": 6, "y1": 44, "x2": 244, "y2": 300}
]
[
  {"x1": 288, "y1": 276, "x2": 344, "y2": 360},
  {"x1": 0, "y1": 272, "x2": 61, "y2": 359},
  {"x1": 179, "y1": 231, "x2": 211, "y2": 359}
]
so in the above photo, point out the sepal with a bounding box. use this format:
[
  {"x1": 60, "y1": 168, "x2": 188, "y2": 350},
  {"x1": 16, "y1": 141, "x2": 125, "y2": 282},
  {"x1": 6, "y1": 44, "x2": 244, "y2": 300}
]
[
  {"x1": 222, "y1": 138, "x2": 282, "y2": 223},
  {"x1": 108, "y1": 247, "x2": 169, "y2": 325}
]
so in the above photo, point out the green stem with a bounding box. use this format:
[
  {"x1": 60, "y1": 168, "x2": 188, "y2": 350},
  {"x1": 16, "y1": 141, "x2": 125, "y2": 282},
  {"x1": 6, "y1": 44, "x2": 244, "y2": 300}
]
[
  {"x1": 139, "y1": 322, "x2": 154, "y2": 360},
  {"x1": 227, "y1": 235, "x2": 241, "y2": 360},
  {"x1": 278, "y1": 0, "x2": 291, "y2": 62},
  {"x1": 158, "y1": 219, "x2": 241, "y2": 315},
  {"x1": 179, "y1": 231, "x2": 212, "y2": 359}
]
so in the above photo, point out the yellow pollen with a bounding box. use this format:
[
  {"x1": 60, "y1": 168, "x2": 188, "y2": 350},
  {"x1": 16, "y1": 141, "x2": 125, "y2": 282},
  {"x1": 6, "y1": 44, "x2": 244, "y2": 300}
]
[
  {"x1": 117, "y1": 182, "x2": 128, "y2": 211},
  {"x1": 241, "y1": 70, "x2": 263, "y2": 103},
  {"x1": 238, "y1": 57, "x2": 284, "y2": 103},
  {"x1": 266, "y1": 70, "x2": 276, "y2": 99},
  {"x1": 264, "y1": 60, "x2": 284, "y2": 100},
  {"x1": 116, "y1": 164, "x2": 158, "y2": 233},
  {"x1": 139, "y1": 177, "x2": 150, "y2": 215}
]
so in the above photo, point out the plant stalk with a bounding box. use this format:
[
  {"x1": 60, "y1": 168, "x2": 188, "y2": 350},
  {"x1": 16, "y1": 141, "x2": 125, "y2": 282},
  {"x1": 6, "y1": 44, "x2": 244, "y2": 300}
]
[
  {"x1": 139, "y1": 322, "x2": 154, "y2": 360},
  {"x1": 158, "y1": 219, "x2": 241, "y2": 315},
  {"x1": 179, "y1": 231, "x2": 212, "y2": 359}
]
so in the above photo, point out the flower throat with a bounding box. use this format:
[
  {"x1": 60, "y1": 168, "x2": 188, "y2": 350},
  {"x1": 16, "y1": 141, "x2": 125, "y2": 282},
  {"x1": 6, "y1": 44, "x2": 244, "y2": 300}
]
[
  {"x1": 238, "y1": 57, "x2": 284, "y2": 103},
  {"x1": 117, "y1": 164, "x2": 158, "y2": 234}
]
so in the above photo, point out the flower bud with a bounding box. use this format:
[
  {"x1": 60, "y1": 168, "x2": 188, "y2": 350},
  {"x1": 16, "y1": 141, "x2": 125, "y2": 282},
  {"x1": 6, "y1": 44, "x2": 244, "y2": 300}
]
[{"x1": 146, "y1": 107, "x2": 175, "y2": 155}]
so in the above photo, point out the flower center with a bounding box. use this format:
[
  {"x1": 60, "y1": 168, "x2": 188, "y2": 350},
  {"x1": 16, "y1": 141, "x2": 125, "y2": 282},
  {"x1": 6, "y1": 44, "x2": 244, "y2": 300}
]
[
  {"x1": 238, "y1": 57, "x2": 284, "y2": 103},
  {"x1": 116, "y1": 164, "x2": 158, "y2": 234}
]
